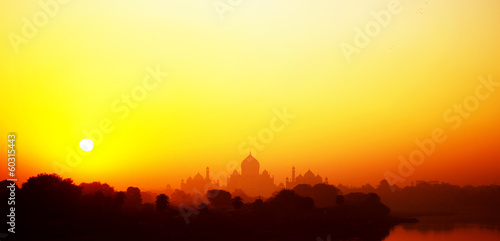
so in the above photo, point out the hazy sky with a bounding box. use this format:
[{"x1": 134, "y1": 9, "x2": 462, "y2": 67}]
[{"x1": 1, "y1": 0, "x2": 500, "y2": 191}]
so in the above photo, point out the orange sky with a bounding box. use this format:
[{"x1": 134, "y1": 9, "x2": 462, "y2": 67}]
[{"x1": 1, "y1": 0, "x2": 500, "y2": 191}]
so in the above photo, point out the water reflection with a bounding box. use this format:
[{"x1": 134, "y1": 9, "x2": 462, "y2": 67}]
[{"x1": 384, "y1": 218, "x2": 500, "y2": 241}]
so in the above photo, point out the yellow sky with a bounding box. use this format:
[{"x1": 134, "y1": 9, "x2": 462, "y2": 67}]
[{"x1": 1, "y1": 0, "x2": 500, "y2": 191}]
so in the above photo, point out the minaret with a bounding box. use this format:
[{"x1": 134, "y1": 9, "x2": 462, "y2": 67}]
[
  {"x1": 292, "y1": 166, "x2": 296, "y2": 183},
  {"x1": 206, "y1": 167, "x2": 210, "y2": 180}
]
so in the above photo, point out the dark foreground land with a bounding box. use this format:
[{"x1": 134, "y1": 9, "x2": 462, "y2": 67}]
[
  {"x1": 1, "y1": 174, "x2": 416, "y2": 241},
  {"x1": 4, "y1": 174, "x2": 499, "y2": 241},
  {"x1": 10, "y1": 201, "x2": 415, "y2": 241}
]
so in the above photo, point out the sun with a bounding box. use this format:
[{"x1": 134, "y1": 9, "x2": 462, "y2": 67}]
[{"x1": 79, "y1": 139, "x2": 94, "y2": 152}]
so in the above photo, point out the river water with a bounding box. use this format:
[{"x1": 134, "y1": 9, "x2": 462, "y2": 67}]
[{"x1": 384, "y1": 221, "x2": 500, "y2": 241}]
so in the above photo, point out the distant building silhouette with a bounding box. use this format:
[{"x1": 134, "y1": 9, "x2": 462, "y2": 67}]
[
  {"x1": 165, "y1": 184, "x2": 173, "y2": 196},
  {"x1": 227, "y1": 153, "x2": 278, "y2": 197},
  {"x1": 181, "y1": 167, "x2": 218, "y2": 194},
  {"x1": 285, "y1": 167, "x2": 327, "y2": 189},
  {"x1": 416, "y1": 180, "x2": 440, "y2": 186}
]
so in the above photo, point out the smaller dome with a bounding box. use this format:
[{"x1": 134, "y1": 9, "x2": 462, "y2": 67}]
[
  {"x1": 232, "y1": 170, "x2": 239, "y2": 175},
  {"x1": 262, "y1": 170, "x2": 269, "y2": 176}
]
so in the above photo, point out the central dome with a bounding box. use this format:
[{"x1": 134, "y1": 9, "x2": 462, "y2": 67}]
[
  {"x1": 304, "y1": 169, "x2": 315, "y2": 179},
  {"x1": 241, "y1": 153, "x2": 260, "y2": 176}
]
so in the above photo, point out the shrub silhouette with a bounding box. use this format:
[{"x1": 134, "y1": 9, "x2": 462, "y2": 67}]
[
  {"x1": 336, "y1": 194, "x2": 345, "y2": 205},
  {"x1": 20, "y1": 173, "x2": 81, "y2": 218},
  {"x1": 207, "y1": 189, "x2": 232, "y2": 209},
  {"x1": 293, "y1": 183, "x2": 341, "y2": 207},
  {"x1": 232, "y1": 196, "x2": 244, "y2": 209},
  {"x1": 253, "y1": 196, "x2": 264, "y2": 209},
  {"x1": 124, "y1": 186, "x2": 142, "y2": 208},
  {"x1": 269, "y1": 189, "x2": 314, "y2": 213},
  {"x1": 155, "y1": 194, "x2": 169, "y2": 211}
]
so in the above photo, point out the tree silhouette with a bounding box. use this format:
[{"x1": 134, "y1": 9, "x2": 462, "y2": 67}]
[
  {"x1": 336, "y1": 195, "x2": 345, "y2": 205},
  {"x1": 293, "y1": 184, "x2": 312, "y2": 197},
  {"x1": 232, "y1": 188, "x2": 254, "y2": 203},
  {"x1": 310, "y1": 183, "x2": 340, "y2": 208},
  {"x1": 207, "y1": 189, "x2": 232, "y2": 209},
  {"x1": 377, "y1": 179, "x2": 392, "y2": 195},
  {"x1": 253, "y1": 196, "x2": 264, "y2": 209},
  {"x1": 20, "y1": 173, "x2": 81, "y2": 217},
  {"x1": 270, "y1": 189, "x2": 315, "y2": 213},
  {"x1": 232, "y1": 196, "x2": 243, "y2": 209},
  {"x1": 113, "y1": 191, "x2": 126, "y2": 210},
  {"x1": 79, "y1": 191, "x2": 105, "y2": 214},
  {"x1": 198, "y1": 203, "x2": 209, "y2": 216},
  {"x1": 155, "y1": 194, "x2": 169, "y2": 212},
  {"x1": 80, "y1": 182, "x2": 115, "y2": 196},
  {"x1": 198, "y1": 203, "x2": 208, "y2": 210},
  {"x1": 344, "y1": 192, "x2": 390, "y2": 217},
  {"x1": 8, "y1": 170, "x2": 500, "y2": 241},
  {"x1": 170, "y1": 189, "x2": 193, "y2": 205},
  {"x1": 367, "y1": 193, "x2": 381, "y2": 203},
  {"x1": 124, "y1": 186, "x2": 142, "y2": 208},
  {"x1": 293, "y1": 183, "x2": 340, "y2": 208}
]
